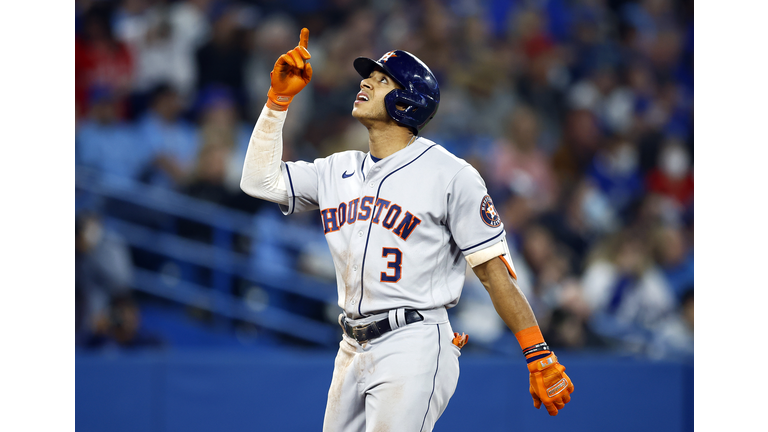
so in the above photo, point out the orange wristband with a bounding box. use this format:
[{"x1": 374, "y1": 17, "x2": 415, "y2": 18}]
[{"x1": 515, "y1": 326, "x2": 551, "y2": 363}]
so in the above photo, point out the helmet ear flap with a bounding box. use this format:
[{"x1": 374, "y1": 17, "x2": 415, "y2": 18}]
[
  {"x1": 390, "y1": 89, "x2": 428, "y2": 109},
  {"x1": 385, "y1": 89, "x2": 428, "y2": 132}
]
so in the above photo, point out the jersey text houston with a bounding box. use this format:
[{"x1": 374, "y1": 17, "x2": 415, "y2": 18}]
[{"x1": 320, "y1": 197, "x2": 422, "y2": 240}]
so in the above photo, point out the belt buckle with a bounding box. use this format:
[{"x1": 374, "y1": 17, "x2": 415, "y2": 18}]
[{"x1": 352, "y1": 323, "x2": 371, "y2": 343}]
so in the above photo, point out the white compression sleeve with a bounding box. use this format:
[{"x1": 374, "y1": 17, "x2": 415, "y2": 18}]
[{"x1": 240, "y1": 104, "x2": 290, "y2": 205}]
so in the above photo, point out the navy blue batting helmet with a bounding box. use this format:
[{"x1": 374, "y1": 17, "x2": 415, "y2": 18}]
[{"x1": 353, "y1": 50, "x2": 440, "y2": 135}]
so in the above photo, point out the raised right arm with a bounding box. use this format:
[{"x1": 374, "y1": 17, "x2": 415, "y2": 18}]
[
  {"x1": 240, "y1": 27, "x2": 313, "y2": 205},
  {"x1": 240, "y1": 105, "x2": 290, "y2": 205}
]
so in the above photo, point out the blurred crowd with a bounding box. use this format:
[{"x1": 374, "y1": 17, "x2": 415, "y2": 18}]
[{"x1": 75, "y1": 0, "x2": 693, "y2": 360}]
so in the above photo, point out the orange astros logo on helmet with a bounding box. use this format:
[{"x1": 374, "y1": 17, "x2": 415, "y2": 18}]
[
  {"x1": 379, "y1": 51, "x2": 398, "y2": 63},
  {"x1": 480, "y1": 195, "x2": 501, "y2": 227}
]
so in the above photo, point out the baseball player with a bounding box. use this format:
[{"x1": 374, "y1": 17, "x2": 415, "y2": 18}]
[{"x1": 241, "y1": 28, "x2": 574, "y2": 431}]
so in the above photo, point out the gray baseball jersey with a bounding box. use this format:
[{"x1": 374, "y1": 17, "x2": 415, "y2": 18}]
[{"x1": 279, "y1": 137, "x2": 506, "y2": 319}]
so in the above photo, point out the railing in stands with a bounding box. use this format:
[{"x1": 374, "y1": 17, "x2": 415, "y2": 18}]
[{"x1": 75, "y1": 166, "x2": 339, "y2": 347}]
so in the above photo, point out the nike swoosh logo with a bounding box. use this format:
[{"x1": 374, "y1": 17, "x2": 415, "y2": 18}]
[{"x1": 342, "y1": 170, "x2": 355, "y2": 179}]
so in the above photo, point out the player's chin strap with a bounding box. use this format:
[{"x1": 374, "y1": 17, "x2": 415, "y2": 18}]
[{"x1": 387, "y1": 308, "x2": 409, "y2": 331}]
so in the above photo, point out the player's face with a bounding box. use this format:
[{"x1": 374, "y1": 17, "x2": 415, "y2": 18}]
[{"x1": 352, "y1": 69, "x2": 401, "y2": 124}]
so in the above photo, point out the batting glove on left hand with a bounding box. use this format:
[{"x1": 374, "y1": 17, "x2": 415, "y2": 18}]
[{"x1": 528, "y1": 352, "x2": 574, "y2": 416}]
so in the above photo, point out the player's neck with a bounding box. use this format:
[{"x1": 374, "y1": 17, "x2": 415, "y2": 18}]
[{"x1": 367, "y1": 125, "x2": 415, "y2": 160}]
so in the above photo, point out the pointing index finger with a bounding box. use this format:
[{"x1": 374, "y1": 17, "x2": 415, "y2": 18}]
[{"x1": 299, "y1": 28, "x2": 309, "y2": 49}]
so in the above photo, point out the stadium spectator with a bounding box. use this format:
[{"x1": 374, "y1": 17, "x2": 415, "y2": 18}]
[
  {"x1": 581, "y1": 229, "x2": 676, "y2": 352},
  {"x1": 648, "y1": 288, "x2": 694, "y2": 361},
  {"x1": 194, "y1": 2, "x2": 250, "y2": 116},
  {"x1": 537, "y1": 180, "x2": 610, "y2": 271},
  {"x1": 486, "y1": 105, "x2": 558, "y2": 212},
  {"x1": 135, "y1": 83, "x2": 200, "y2": 188},
  {"x1": 184, "y1": 139, "x2": 233, "y2": 204},
  {"x1": 551, "y1": 108, "x2": 604, "y2": 187},
  {"x1": 75, "y1": 211, "x2": 134, "y2": 346},
  {"x1": 194, "y1": 84, "x2": 253, "y2": 193},
  {"x1": 544, "y1": 304, "x2": 606, "y2": 352},
  {"x1": 585, "y1": 136, "x2": 645, "y2": 217},
  {"x1": 516, "y1": 225, "x2": 562, "y2": 317},
  {"x1": 120, "y1": 4, "x2": 197, "y2": 110},
  {"x1": 167, "y1": 0, "x2": 212, "y2": 55},
  {"x1": 652, "y1": 223, "x2": 694, "y2": 303},
  {"x1": 161, "y1": 0, "x2": 215, "y2": 104},
  {"x1": 444, "y1": 52, "x2": 516, "y2": 142},
  {"x1": 84, "y1": 295, "x2": 165, "y2": 349},
  {"x1": 497, "y1": 192, "x2": 536, "y2": 252},
  {"x1": 75, "y1": 3, "x2": 134, "y2": 120},
  {"x1": 646, "y1": 138, "x2": 694, "y2": 210},
  {"x1": 112, "y1": 0, "x2": 153, "y2": 48},
  {"x1": 75, "y1": 86, "x2": 153, "y2": 185},
  {"x1": 183, "y1": 133, "x2": 260, "y2": 213}
]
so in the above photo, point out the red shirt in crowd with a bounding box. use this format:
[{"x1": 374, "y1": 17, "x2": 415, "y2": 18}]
[
  {"x1": 646, "y1": 168, "x2": 694, "y2": 207},
  {"x1": 75, "y1": 36, "x2": 134, "y2": 119}
]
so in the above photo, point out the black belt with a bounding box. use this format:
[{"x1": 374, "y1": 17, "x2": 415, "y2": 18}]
[{"x1": 341, "y1": 310, "x2": 424, "y2": 343}]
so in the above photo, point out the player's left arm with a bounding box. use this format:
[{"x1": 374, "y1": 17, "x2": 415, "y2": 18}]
[
  {"x1": 470, "y1": 253, "x2": 537, "y2": 336},
  {"x1": 445, "y1": 165, "x2": 573, "y2": 415},
  {"x1": 471, "y1": 254, "x2": 575, "y2": 416}
]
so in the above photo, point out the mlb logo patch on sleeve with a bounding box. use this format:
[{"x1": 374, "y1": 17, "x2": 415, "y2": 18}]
[{"x1": 480, "y1": 195, "x2": 501, "y2": 227}]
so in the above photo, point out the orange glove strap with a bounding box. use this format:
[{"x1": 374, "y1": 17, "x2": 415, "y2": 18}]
[
  {"x1": 515, "y1": 326, "x2": 551, "y2": 363},
  {"x1": 527, "y1": 352, "x2": 558, "y2": 373},
  {"x1": 266, "y1": 88, "x2": 292, "y2": 111}
]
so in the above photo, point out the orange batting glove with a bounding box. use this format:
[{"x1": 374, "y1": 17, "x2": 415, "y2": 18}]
[
  {"x1": 452, "y1": 332, "x2": 468, "y2": 349},
  {"x1": 516, "y1": 326, "x2": 574, "y2": 416},
  {"x1": 528, "y1": 352, "x2": 574, "y2": 416},
  {"x1": 266, "y1": 27, "x2": 313, "y2": 111}
]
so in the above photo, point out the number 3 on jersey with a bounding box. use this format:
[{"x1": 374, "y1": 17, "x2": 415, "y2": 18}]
[{"x1": 380, "y1": 248, "x2": 402, "y2": 283}]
